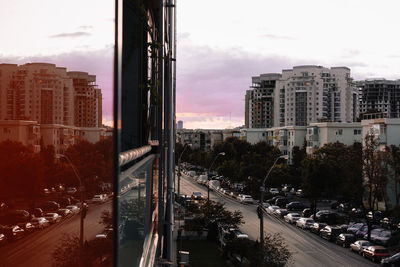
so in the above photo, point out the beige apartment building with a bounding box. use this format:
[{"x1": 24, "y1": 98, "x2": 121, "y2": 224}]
[{"x1": 0, "y1": 63, "x2": 104, "y2": 152}]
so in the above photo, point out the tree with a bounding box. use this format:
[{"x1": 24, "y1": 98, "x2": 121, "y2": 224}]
[
  {"x1": 223, "y1": 233, "x2": 292, "y2": 267},
  {"x1": 386, "y1": 145, "x2": 400, "y2": 207},
  {"x1": 52, "y1": 234, "x2": 92, "y2": 267}
]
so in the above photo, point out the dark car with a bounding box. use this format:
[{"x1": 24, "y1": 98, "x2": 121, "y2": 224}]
[
  {"x1": 320, "y1": 226, "x2": 343, "y2": 241},
  {"x1": 347, "y1": 223, "x2": 364, "y2": 235},
  {"x1": 275, "y1": 198, "x2": 289, "y2": 208},
  {"x1": 37, "y1": 201, "x2": 60, "y2": 212},
  {"x1": 310, "y1": 222, "x2": 327, "y2": 234},
  {"x1": 286, "y1": 202, "x2": 308, "y2": 212},
  {"x1": 32, "y1": 208, "x2": 43, "y2": 218},
  {"x1": 0, "y1": 225, "x2": 24, "y2": 241},
  {"x1": 380, "y1": 217, "x2": 397, "y2": 230},
  {"x1": 381, "y1": 252, "x2": 400, "y2": 266},
  {"x1": 363, "y1": 246, "x2": 389, "y2": 262},
  {"x1": 337, "y1": 203, "x2": 351, "y2": 213},
  {"x1": 6, "y1": 210, "x2": 31, "y2": 224},
  {"x1": 302, "y1": 208, "x2": 318, "y2": 218},
  {"x1": 267, "y1": 196, "x2": 282, "y2": 205},
  {"x1": 335, "y1": 233, "x2": 356, "y2": 248},
  {"x1": 312, "y1": 210, "x2": 342, "y2": 224},
  {"x1": 17, "y1": 222, "x2": 35, "y2": 234},
  {"x1": 367, "y1": 211, "x2": 383, "y2": 224}
]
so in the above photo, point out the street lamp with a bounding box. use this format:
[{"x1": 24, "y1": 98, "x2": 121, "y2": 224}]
[
  {"x1": 207, "y1": 152, "x2": 225, "y2": 202},
  {"x1": 258, "y1": 155, "x2": 288, "y2": 249},
  {"x1": 55, "y1": 153, "x2": 86, "y2": 249},
  {"x1": 177, "y1": 143, "x2": 190, "y2": 198}
]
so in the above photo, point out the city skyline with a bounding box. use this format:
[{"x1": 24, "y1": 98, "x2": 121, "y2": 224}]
[{"x1": 177, "y1": 0, "x2": 400, "y2": 129}]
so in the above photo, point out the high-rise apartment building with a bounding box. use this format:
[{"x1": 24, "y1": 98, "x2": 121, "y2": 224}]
[
  {"x1": 0, "y1": 63, "x2": 75, "y2": 125},
  {"x1": 246, "y1": 73, "x2": 281, "y2": 128},
  {"x1": 68, "y1": 71, "x2": 102, "y2": 128},
  {"x1": 357, "y1": 79, "x2": 400, "y2": 119},
  {"x1": 273, "y1": 65, "x2": 359, "y2": 127}
]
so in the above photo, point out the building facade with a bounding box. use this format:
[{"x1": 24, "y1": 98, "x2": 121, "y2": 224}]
[
  {"x1": 357, "y1": 79, "x2": 400, "y2": 119},
  {"x1": 273, "y1": 65, "x2": 359, "y2": 127},
  {"x1": 246, "y1": 73, "x2": 281, "y2": 128}
]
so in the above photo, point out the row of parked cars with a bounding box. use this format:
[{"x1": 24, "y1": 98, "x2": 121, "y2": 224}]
[
  {"x1": 0, "y1": 202, "x2": 82, "y2": 246},
  {"x1": 263, "y1": 201, "x2": 400, "y2": 265}
]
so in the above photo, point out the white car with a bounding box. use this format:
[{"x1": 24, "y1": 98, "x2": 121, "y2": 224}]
[
  {"x1": 31, "y1": 217, "x2": 50, "y2": 229},
  {"x1": 284, "y1": 213, "x2": 301, "y2": 224},
  {"x1": 270, "y1": 188, "x2": 280, "y2": 195},
  {"x1": 240, "y1": 195, "x2": 254, "y2": 204},
  {"x1": 66, "y1": 205, "x2": 80, "y2": 214},
  {"x1": 296, "y1": 217, "x2": 315, "y2": 229},
  {"x1": 44, "y1": 213, "x2": 61, "y2": 223},
  {"x1": 267, "y1": 205, "x2": 280, "y2": 214},
  {"x1": 92, "y1": 194, "x2": 105, "y2": 203}
]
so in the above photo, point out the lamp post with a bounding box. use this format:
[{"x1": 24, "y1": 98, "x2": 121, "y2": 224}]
[
  {"x1": 177, "y1": 143, "x2": 190, "y2": 197},
  {"x1": 259, "y1": 155, "x2": 288, "y2": 250},
  {"x1": 207, "y1": 152, "x2": 225, "y2": 202},
  {"x1": 56, "y1": 154, "x2": 86, "y2": 249}
]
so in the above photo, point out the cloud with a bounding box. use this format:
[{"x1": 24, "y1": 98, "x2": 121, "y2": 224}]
[
  {"x1": 49, "y1": 31, "x2": 91, "y2": 38},
  {"x1": 177, "y1": 43, "x2": 300, "y2": 126},
  {"x1": 78, "y1": 25, "x2": 93, "y2": 30},
  {"x1": 259, "y1": 34, "x2": 294, "y2": 40}
]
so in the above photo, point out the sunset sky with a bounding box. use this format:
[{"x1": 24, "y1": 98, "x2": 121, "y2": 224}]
[{"x1": 1, "y1": 1, "x2": 400, "y2": 129}]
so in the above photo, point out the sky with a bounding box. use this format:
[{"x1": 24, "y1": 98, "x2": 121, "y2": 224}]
[
  {"x1": 176, "y1": 0, "x2": 400, "y2": 129},
  {"x1": 0, "y1": 0, "x2": 114, "y2": 126},
  {"x1": 1, "y1": 1, "x2": 400, "y2": 129}
]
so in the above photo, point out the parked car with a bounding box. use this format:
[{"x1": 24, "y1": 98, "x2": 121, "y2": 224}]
[
  {"x1": 286, "y1": 202, "x2": 308, "y2": 212},
  {"x1": 373, "y1": 230, "x2": 393, "y2": 246},
  {"x1": 66, "y1": 205, "x2": 80, "y2": 214},
  {"x1": 32, "y1": 208, "x2": 43, "y2": 218},
  {"x1": 367, "y1": 211, "x2": 383, "y2": 224},
  {"x1": 270, "y1": 188, "x2": 280, "y2": 195},
  {"x1": 337, "y1": 203, "x2": 351, "y2": 213},
  {"x1": 363, "y1": 246, "x2": 390, "y2": 262},
  {"x1": 346, "y1": 223, "x2": 365, "y2": 235},
  {"x1": 267, "y1": 196, "x2": 281, "y2": 205},
  {"x1": 302, "y1": 208, "x2": 317, "y2": 218},
  {"x1": 364, "y1": 228, "x2": 385, "y2": 241},
  {"x1": 275, "y1": 208, "x2": 288, "y2": 218},
  {"x1": 335, "y1": 233, "x2": 356, "y2": 248},
  {"x1": 381, "y1": 252, "x2": 400, "y2": 266},
  {"x1": 0, "y1": 233, "x2": 7, "y2": 246},
  {"x1": 92, "y1": 194, "x2": 106, "y2": 203},
  {"x1": 267, "y1": 205, "x2": 280, "y2": 214},
  {"x1": 0, "y1": 225, "x2": 24, "y2": 241},
  {"x1": 240, "y1": 195, "x2": 255, "y2": 204},
  {"x1": 320, "y1": 226, "x2": 343, "y2": 241},
  {"x1": 37, "y1": 201, "x2": 60, "y2": 212},
  {"x1": 44, "y1": 213, "x2": 61, "y2": 224},
  {"x1": 296, "y1": 218, "x2": 315, "y2": 230},
  {"x1": 275, "y1": 198, "x2": 289, "y2": 208},
  {"x1": 31, "y1": 217, "x2": 50, "y2": 229},
  {"x1": 349, "y1": 240, "x2": 372, "y2": 255},
  {"x1": 17, "y1": 222, "x2": 35, "y2": 234},
  {"x1": 58, "y1": 208, "x2": 72, "y2": 218},
  {"x1": 310, "y1": 222, "x2": 327, "y2": 234},
  {"x1": 296, "y1": 189, "x2": 304, "y2": 197},
  {"x1": 284, "y1": 213, "x2": 301, "y2": 224},
  {"x1": 66, "y1": 187, "x2": 78, "y2": 195}
]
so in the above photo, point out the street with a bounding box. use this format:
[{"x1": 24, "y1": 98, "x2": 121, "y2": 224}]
[
  {"x1": 178, "y1": 174, "x2": 377, "y2": 267},
  {"x1": 0, "y1": 200, "x2": 112, "y2": 267}
]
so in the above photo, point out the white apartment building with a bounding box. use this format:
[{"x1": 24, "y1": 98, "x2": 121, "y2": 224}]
[
  {"x1": 273, "y1": 65, "x2": 359, "y2": 127},
  {"x1": 240, "y1": 128, "x2": 268, "y2": 144},
  {"x1": 265, "y1": 126, "x2": 307, "y2": 163},
  {"x1": 305, "y1": 122, "x2": 362, "y2": 154},
  {"x1": 0, "y1": 120, "x2": 41, "y2": 152},
  {"x1": 361, "y1": 118, "x2": 400, "y2": 151}
]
